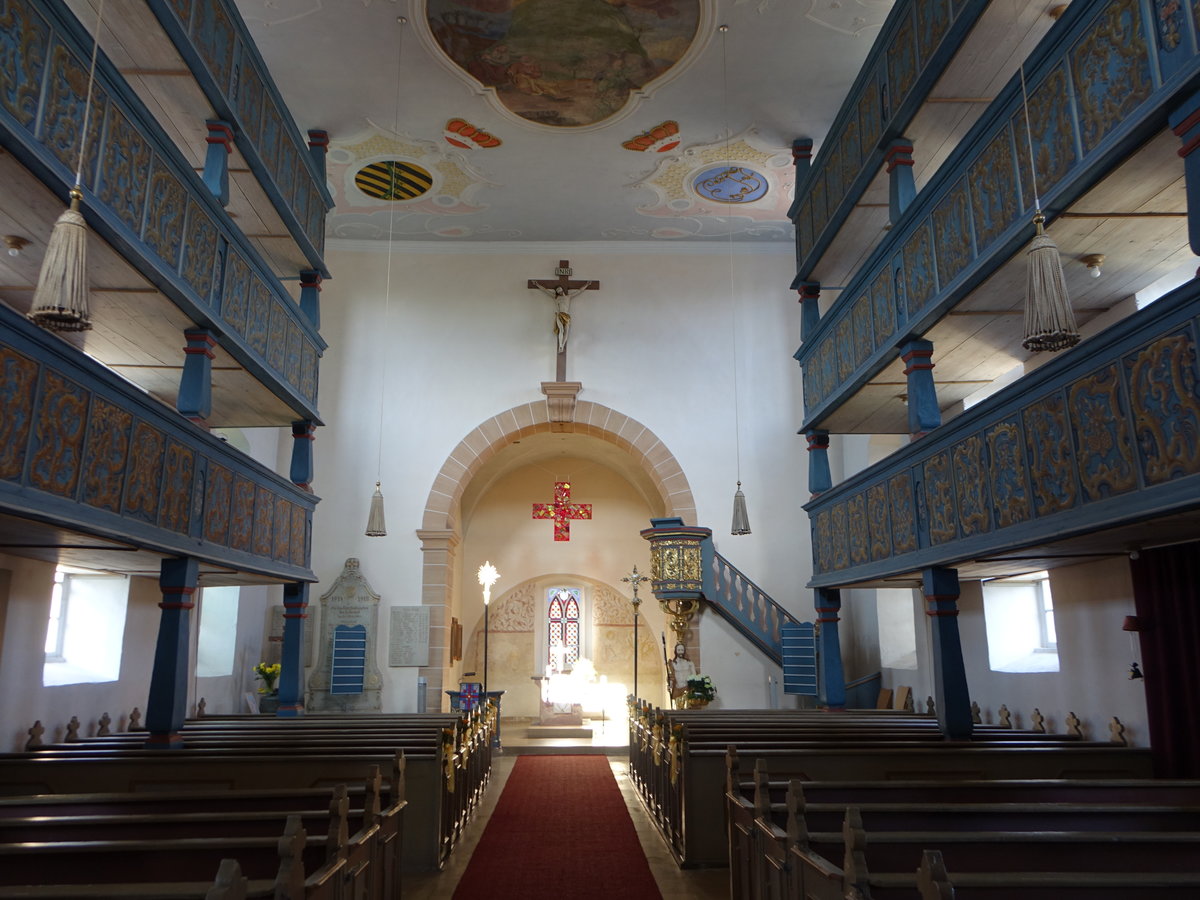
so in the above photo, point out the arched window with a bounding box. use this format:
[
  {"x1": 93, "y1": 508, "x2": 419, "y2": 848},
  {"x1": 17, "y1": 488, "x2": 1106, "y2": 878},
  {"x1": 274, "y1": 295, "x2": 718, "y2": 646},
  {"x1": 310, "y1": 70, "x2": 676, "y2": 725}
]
[{"x1": 547, "y1": 587, "x2": 581, "y2": 672}]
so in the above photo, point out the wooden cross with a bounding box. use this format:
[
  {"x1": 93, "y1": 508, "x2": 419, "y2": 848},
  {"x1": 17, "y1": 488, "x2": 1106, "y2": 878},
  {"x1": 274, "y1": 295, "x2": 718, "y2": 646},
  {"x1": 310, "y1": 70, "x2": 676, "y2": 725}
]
[
  {"x1": 532, "y1": 480, "x2": 592, "y2": 541},
  {"x1": 527, "y1": 260, "x2": 600, "y2": 381}
]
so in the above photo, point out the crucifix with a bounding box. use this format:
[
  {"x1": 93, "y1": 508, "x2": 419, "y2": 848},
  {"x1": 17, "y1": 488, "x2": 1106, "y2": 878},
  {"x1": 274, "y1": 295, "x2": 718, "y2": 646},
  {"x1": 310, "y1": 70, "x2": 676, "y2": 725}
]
[
  {"x1": 532, "y1": 480, "x2": 592, "y2": 541},
  {"x1": 527, "y1": 260, "x2": 600, "y2": 381}
]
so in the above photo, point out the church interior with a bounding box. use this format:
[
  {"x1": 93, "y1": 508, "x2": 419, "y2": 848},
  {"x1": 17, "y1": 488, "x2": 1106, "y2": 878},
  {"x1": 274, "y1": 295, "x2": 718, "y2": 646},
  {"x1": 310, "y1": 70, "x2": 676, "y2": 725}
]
[{"x1": 2, "y1": 0, "x2": 1200, "y2": 895}]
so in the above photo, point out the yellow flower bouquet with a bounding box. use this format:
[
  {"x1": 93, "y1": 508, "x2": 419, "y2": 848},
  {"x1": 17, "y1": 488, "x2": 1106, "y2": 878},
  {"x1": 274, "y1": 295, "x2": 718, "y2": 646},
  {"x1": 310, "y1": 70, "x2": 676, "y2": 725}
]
[{"x1": 253, "y1": 661, "x2": 281, "y2": 694}]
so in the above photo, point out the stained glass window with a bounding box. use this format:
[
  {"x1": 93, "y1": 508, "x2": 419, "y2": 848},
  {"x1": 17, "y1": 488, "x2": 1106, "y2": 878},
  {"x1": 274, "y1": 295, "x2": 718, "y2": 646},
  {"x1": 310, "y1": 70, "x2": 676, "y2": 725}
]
[{"x1": 547, "y1": 587, "x2": 582, "y2": 671}]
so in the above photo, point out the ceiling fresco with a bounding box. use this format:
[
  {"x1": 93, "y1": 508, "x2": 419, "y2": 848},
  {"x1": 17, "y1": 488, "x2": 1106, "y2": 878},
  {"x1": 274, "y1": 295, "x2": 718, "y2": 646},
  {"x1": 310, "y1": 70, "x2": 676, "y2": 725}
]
[{"x1": 425, "y1": 0, "x2": 703, "y2": 128}]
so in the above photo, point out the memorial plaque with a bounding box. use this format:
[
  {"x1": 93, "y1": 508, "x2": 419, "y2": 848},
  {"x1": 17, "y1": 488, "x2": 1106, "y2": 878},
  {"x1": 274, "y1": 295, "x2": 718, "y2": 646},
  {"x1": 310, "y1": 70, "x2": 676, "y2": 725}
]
[
  {"x1": 306, "y1": 558, "x2": 383, "y2": 713},
  {"x1": 388, "y1": 605, "x2": 430, "y2": 667}
]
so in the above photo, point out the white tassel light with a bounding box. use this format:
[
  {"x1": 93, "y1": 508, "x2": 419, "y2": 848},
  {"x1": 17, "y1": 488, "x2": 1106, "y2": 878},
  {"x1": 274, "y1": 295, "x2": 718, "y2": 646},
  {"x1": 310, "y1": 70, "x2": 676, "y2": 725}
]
[
  {"x1": 1021, "y1": 213, "x2": 1079, "y2": 352},
  {"x1": 365, "y1": 482, "x2": 387, "y2": 537},
  {"x1": 28, "y1": 189, "x2": 93, "y2": 333},
  {"x1": 731, "y1": 481, "x2": 751, "y2": 535}
]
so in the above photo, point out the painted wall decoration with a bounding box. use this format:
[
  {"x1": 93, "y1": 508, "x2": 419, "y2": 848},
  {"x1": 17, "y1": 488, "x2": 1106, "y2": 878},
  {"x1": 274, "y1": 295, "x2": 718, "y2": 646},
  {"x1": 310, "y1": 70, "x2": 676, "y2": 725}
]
[
  {"x1": 326, "y1": 128, "x2": 505, "y2": 239},
  {"x1": 628, "y1": 130, "x2": 793, "y2": 238},
  {"x1": 425, "y1": 0, "x2": 701, "y2": 128},
  {"x1": 623, "y1": 120, "x2": 681, "y2": 153},
  {"x1": 444, "y1": 118, "x2": 503, "y2": 149}
]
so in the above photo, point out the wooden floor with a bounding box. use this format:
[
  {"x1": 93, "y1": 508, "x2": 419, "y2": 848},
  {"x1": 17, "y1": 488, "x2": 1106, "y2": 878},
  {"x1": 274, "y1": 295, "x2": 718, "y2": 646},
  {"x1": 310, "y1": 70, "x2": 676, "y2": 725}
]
[{"x1": 404, "y1": 726, "x2": 728, "y2": 899}]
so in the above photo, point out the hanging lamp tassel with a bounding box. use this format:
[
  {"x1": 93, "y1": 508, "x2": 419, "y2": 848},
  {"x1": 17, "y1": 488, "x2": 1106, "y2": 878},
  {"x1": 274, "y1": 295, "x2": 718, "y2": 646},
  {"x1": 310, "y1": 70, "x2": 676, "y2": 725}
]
[
  {"x1": 731, "y1": 481, "x2": 751, "y2": 535},
  {"x1": 365, "y1": 482, "x2": 387, "y2": 536},
  {"x1": 1022, "y1": 214, "x2": 1079, "y2": 353},
  {"x1": 27, "y1": 188, "x2": 93, "y2": 333}
]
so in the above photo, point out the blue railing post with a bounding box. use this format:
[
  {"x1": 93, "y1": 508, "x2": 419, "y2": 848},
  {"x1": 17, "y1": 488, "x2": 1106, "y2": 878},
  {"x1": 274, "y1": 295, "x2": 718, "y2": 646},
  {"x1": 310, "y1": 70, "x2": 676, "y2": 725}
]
[
  {"x1": 278, "y1": 581, "x2": 309, "y2": 717},
  {"x1": 146, "y1": 556, "x2": 200, "y2": 747},
  {"x1": 814, "y1": 587, "x2": 846, "y2": 709},
  {"x1": 923, "y1": 566, "x2": 973, "y2": 739}
]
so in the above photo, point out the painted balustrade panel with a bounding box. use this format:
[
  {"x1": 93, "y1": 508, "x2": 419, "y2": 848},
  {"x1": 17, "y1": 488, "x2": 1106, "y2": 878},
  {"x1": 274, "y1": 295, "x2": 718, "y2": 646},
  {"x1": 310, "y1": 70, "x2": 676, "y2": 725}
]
[
  {"x1": 148, "y1": 0, "x2": 331, "y2": 269},
  {"x1": 0, "y1": 0, "x2": 323, "y2": 414},
  {"x1": 792, "y1": 0, "x2": 988, "y2": 276},
  {"x1": 805, "y1": 278, "x2": 1200, "y2": 586},
  {"x1": 0, "y1": 304, "x2": 316, "y2": 580},
  {"x1": 796, "y1": 0, "x2": 1194, "y2": 429}
]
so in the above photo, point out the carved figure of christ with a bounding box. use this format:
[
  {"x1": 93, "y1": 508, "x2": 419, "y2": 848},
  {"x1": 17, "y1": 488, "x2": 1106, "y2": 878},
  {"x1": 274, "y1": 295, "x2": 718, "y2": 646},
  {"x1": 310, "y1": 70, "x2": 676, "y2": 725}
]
[{"x1": 527, "y1": 260, "x2": 600, "y2": 381}]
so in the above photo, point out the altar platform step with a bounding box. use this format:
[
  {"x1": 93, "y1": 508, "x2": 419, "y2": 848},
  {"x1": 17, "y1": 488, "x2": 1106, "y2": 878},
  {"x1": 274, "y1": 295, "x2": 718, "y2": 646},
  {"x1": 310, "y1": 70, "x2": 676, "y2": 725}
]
[{"x1": 526, "y1": 725, "x2": 593, "y2": 739}]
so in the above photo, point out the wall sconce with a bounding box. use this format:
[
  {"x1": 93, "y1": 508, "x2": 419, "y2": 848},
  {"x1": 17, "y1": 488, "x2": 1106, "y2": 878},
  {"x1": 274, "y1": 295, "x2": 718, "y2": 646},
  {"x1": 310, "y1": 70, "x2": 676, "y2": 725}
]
[
  {"x1": 1081, "y1": 253, "x2": 1105, "y2": 278},
  {"x1": 3, "y1": 235, "x2": 29, "y2": 257}
]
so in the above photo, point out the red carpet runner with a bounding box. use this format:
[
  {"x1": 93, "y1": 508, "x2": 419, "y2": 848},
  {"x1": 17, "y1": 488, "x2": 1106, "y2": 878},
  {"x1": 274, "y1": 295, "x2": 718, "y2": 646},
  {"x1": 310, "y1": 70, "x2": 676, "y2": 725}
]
[{"x1": 452, "y1": 755, "x2": 662, "y2": 899}]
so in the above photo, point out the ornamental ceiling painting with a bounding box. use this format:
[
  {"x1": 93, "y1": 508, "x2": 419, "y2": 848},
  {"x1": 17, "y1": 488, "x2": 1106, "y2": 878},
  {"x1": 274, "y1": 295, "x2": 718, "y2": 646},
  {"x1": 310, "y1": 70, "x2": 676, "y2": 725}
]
[{"x1": 425, "y1": 0, "x2": 702, "y2": 128}]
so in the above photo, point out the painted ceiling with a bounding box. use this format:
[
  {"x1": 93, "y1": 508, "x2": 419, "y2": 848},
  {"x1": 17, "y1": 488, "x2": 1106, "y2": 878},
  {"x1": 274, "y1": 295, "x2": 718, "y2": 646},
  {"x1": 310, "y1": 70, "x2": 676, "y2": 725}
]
[{"x1": 235, "y1": 0, "x2": 896, "y2": 243}]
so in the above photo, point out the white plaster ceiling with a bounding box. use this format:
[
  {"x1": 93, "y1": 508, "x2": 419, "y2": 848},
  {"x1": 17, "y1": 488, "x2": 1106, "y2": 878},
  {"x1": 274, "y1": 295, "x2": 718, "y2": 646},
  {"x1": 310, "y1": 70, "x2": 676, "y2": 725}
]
[{"x1": 234, "y1": 0, "x2": 896, "y2": 243}]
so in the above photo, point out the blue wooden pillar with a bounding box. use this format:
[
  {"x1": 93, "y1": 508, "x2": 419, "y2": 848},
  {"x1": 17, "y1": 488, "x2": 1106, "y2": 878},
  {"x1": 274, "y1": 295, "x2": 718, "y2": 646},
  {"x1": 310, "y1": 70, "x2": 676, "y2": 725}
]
[
  {"x1": 290, "y1": 420, "x2": 315, "y2": 490},
  {"x1": 900, "y1": 338, "x2": 940, "y2": 440},
  {"x1": 1169, "y1": 93, "x2": 1200, "y2": 262},
  {"x1": 806, "y1": 429, "x2": 832, "y2": 496},
  {"x1": 177, "y1": 329, "x2": 216, "y2": 424},
  {"x1": 884, "y1": 139, "x2": 915, "y2": 224},
  {"x1": 202, "y1": 121, "x2": 234, "y2": 207},
  {"x1": 798, "y1": 281, "x2": 821, "y2": 343},
  {"x1": 814, "y1": 588, "x2": 846, "y2": 709},
  {"x1": 307, "y1": 130, "x2": 329, "y2": 181},
  {"x1": 923, "y1": 566, "x2": 973, "y2": 740},
  {"x1": 278, "y1": 582, "x2": 310, "y2": 717},
  {"x1": 299, "y1": 270, "x2": 322, "y2": 331},
  {"x1": 145, "y1": 556, "x2": 199, "y2": 748},
  {"x1": 788, "y1": 137, "x2": 814, "y2": 222}
]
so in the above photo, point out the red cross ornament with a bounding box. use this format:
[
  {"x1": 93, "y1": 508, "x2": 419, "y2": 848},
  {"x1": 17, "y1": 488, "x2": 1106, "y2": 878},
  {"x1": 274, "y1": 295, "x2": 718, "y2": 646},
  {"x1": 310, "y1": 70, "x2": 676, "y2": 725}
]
[{"x1": 532, "y1": 481, "x2": 592, "y2": 541}]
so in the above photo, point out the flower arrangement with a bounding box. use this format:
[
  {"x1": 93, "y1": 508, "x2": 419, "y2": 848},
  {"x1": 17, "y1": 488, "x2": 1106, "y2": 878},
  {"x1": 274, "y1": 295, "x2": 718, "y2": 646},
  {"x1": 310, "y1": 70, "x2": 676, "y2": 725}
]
[
  {"x1": 685, "y1": 674, "x2": 715, "y2": 702},
  {"x1": 253, "y1": 662, "x2": 281, "y2": 694}
]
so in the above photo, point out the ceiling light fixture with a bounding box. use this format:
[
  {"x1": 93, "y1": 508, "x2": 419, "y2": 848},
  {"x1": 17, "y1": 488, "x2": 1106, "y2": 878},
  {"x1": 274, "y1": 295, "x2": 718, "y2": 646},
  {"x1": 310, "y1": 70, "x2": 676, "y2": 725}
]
[
  {"x1": 366, "y1": 15, "x2": 409, "y2": 538},
  {"x1": 720, "y1": 23, "x2": 750, "y2": 536},
  {"x1": 1082, "y1": 253, "x2": 1105, "y2": 278},
  {"x1": 3, "y1": 235, "x2": 29, "y2": 257}
]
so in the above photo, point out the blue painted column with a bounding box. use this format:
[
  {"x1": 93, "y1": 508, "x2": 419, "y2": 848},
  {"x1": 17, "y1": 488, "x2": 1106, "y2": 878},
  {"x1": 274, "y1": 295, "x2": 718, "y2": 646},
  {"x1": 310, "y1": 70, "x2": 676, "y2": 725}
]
[
  {"x1": 806, "y1": 430, "x2": 832, "y2": 496},
  {"x1": 884, "y1": 139, "x2": 915, "y2": 225},
  {"x1": 290, "y1": 420, "x2": 316, "y2": 490},
  {"x1": 900, "y1": 338, "x2": 940, "y2": 440},
  {"x1": 307, "y1": 130, "x2": 330, "y2": 181},
  {"x1": 923, "y1": 566, "x2": 973, "y2": 740},
  {"x1": 145, "y1": 556, "x2": 199, "y2": 748},
  {"x1": 814, "y1": 588, "x2": 846, "y2": 709},
  {"x1": 299, "y1": 270, "x2": 322, "y2": 330},
  {"x1": 788, "y1": 137, "x2": 814, "y2": 222},
  {"x1": 177, "y1": 329, "x2": 216, "y2": 424},
  {"x1": 202, "y1": 121, "x2": 234, "y2": 207},
  {"x1": 797, "y1": 281, "x2": 821, "y2": 343},
  {"x1": 278, "y1": 582, "x2": 310, "y2": 717},
  {"x1": 1170, "y1": 93, "x2": 1200, "y2": 263}
]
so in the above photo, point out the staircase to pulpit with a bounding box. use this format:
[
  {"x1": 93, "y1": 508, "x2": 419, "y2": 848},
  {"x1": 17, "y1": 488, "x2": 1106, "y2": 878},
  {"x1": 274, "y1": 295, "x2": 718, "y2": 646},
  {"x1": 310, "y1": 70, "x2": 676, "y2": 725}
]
[{"x1": 641, "y1": 518, "x2": 840, "y2": 705}]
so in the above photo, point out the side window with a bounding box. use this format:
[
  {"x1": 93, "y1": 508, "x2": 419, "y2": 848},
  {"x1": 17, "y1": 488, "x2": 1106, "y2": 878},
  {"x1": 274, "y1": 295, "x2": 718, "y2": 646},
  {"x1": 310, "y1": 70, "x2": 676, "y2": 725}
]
[
  {"x1": 43, "y1": 566, "x2": 130, "y2": 686},
  {"x1": 982, "y1": 572, "x2": 1059, "y2": 673}
]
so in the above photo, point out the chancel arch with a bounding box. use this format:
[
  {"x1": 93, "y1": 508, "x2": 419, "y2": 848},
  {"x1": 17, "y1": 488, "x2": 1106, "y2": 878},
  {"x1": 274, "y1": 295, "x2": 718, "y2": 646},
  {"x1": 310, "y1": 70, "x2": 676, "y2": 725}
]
[{"x1": 416, "y1": 399, "x2": 696, "y2": 713}]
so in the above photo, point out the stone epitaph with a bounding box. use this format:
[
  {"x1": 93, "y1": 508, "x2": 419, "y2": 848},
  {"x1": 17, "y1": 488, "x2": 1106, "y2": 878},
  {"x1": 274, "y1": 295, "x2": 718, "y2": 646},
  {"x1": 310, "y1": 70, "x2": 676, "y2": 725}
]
[{"x1": 306, "y1": 559, "x2": 383, "y2": 712}]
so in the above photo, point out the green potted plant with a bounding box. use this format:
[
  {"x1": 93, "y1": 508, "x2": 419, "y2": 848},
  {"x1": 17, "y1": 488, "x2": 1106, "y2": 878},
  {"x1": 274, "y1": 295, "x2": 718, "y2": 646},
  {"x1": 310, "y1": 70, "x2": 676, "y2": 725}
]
[{"x1": 684, "y1": 674, "x2": 715, "y2": 708}]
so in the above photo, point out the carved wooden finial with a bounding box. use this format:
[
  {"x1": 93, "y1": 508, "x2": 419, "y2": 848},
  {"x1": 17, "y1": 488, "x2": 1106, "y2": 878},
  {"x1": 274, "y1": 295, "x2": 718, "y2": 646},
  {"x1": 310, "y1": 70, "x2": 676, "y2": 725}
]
[
  {"x1": 903, "y1": 691, "x2": 914, "y2": 712},
  {"x1": 753, "y1": 758, "x2": 770, "y2": 818},
  {"x1": 128, "y1": 707, "x2": 143, "y2": 731},
  {"x1": 327, "y1": 784, "x2": 350, "y2": 862},
  {"x1": 997, "y1": 704, "x2": 1012, "y2": 728},
  {"x1": 206, "y1": 858, "x2": 248, "y2": 899},
  {"x1": 276, "y1": 816, "x2": 307, "y2": 897},
  {"x1": 970, "y1": 701, "x2": 981, "y2": 724},
  {"x1": 917, "y1": 849, "x2": 954, "y2": 900},
  {"x1": 1109, "y1": 716, "x2": 1128, "y2": 746},
  {"x1": 725, "y1": 745, "x2": 739, "y2": 794},
  {"x1": 196, "y1": 697, "x2": 207, "y2": 718},
  {"x1": 97, "y1": 712, "x2": 111, "y2": 736},
  {"x1": 1065, "y1": 711, "x2": 1082, "y2": 738},
  {"x1": 842, "y1": 808, "x2": 870, "y2": 894},
  {"x1": 1030, "y1": 708, "x2": 1046, "y2": 733},
  {"x1": 925, "y1": 696, "x2": 936, "y2": 717},
  {"x1": 64, "y1": 716, "x2": 81, "y2": 742},
  {"x1": 786, "y1": 778, "x2": 809, "y2": 849},
  {"x1": 25, "y1": 720, "x2": 45, "y2": 750},
  {"x1": 364, "y1": 765, "x2": 383, "y2": 824}
]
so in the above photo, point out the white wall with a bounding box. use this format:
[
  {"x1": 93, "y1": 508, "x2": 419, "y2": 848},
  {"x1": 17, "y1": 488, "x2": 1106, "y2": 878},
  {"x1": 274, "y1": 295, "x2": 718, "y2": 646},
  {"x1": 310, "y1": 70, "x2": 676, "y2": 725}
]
[{"x1": 308, "y1": 242, "x2": 809, "y2": 712}]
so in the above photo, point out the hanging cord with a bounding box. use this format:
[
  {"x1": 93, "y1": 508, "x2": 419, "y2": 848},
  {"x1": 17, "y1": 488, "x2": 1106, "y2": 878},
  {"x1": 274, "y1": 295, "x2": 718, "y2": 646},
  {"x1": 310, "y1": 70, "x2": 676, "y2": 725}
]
[
  {"x1": 1018, "y1": 65, "x2": 1042, "y2": 216},
  {"x1": 720, "y1": 23, "x2": 742, "y2": 485},
  {"x1": 376, "y1": 17, "x2": 407, "y2": 484},
  {"x1": 73, "y1": 0, "x2": 106, "y2": 195}
]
